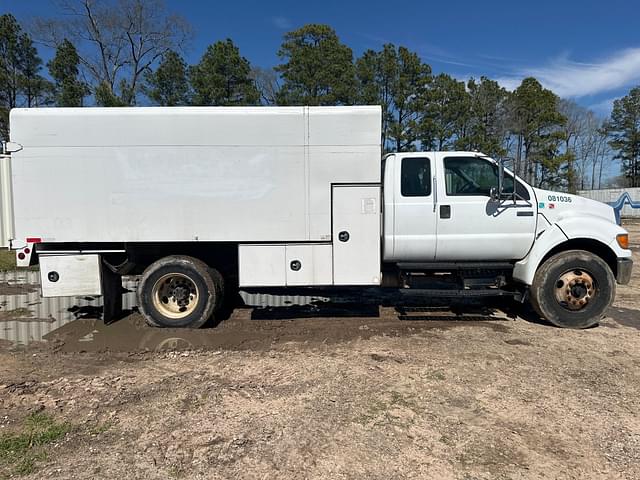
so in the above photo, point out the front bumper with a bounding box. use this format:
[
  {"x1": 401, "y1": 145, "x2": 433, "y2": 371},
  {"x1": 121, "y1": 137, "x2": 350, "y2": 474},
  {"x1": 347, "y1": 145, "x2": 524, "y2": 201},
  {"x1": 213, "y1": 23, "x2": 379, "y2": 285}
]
[{"x1": 616, "y1": 258, "x2": 633, "y2": 285}]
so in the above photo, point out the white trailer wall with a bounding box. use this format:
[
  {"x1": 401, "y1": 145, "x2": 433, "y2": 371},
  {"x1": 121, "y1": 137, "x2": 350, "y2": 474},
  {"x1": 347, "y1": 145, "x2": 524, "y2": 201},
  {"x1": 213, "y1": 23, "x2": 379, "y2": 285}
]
[
  {"x1": 578, "y1": 188, "x2": 640, "y2": 218},
  {"x1": 9, "y1": 106, "x2": 381, "y2": 246},
  {"x1": 0, "y1": 155, "x2": 14, "y2": 248}
]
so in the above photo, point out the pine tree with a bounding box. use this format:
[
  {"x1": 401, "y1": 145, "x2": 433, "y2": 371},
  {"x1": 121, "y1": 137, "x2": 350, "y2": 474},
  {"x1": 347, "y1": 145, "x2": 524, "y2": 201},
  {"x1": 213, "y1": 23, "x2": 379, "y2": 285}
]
[
  {"x1": 456, "y1": 77, "x2": 509, "y2": 158},
  {"x1": 0, "y1": 14, "x2": 52, "y2": 139},
  {"x1": 355, "y1": 44, "x2": 431, "y2": 151},
  {"x1": 144, "y1": 50, "x2": 190, "y2": 106},
  {"x1": 48, "y1": 39, "x2": 88, "y2": 107},
  {"x1": 508, "y1": 78, "x2": 566, "y2": 187},
  {"x1": 189, "y1": 39, "x2": 259, "y2": 106},
  {"x1": 607, "y1": 86, "x2": 640, "y2": 187},
  {"x1": 276, "y1": 24, "x2": 355, "y2": 106},
  {"x1": 420, "y1": 73, "x2": 469, "y2": 151}
]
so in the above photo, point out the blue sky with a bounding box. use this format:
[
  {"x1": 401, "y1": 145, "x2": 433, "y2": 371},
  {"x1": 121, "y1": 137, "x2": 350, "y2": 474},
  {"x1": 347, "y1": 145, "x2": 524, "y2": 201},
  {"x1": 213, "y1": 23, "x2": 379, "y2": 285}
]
[{"x1": 3, "y1": 0, "x2": 640, "y2": 116}]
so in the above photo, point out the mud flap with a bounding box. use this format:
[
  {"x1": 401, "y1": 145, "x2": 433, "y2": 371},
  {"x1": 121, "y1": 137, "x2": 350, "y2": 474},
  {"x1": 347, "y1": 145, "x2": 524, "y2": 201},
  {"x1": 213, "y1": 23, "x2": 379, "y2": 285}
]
[{"x1": 102, "y1": 264, "x2": 123, "y2": 324}]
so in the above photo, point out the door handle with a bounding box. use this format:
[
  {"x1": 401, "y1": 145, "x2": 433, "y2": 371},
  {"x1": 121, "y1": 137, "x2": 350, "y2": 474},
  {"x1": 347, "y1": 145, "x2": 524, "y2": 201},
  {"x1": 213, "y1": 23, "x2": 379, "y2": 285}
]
[{"x1": 440, "y1": 205, "x2": 451, "y2": 219}]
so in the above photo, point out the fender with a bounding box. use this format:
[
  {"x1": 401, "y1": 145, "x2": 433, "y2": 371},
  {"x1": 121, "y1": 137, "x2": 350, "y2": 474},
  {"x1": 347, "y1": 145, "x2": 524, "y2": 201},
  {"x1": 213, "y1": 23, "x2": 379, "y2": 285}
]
[{"x1": 513, "y1": 214, "x2": 630, "y2": 285}]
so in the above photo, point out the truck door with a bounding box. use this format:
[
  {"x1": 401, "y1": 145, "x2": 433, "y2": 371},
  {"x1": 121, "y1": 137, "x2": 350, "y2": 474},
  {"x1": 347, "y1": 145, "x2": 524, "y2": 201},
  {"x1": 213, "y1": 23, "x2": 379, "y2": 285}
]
[
  {"x1": 434, "y1": 153, "x2": 536, "y2": 261},
  {"x1": 385, "y1": 154, "x2": 438, "y2": 262}
]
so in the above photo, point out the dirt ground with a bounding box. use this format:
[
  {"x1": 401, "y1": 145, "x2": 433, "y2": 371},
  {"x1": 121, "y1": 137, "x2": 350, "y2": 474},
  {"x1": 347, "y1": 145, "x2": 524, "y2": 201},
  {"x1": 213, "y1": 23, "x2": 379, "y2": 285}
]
[{"x1": 1, "y1": 224, "x2": 639, "y2": 479}]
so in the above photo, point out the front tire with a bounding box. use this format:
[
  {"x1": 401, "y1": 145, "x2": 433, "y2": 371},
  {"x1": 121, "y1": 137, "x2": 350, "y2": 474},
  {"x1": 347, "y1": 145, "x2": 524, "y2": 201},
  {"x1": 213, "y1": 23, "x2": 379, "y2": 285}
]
[
  {"x1": 138, "y1": 256, "x2": 224, "y2": 328},
  {"x1": 530, "y1": 250, "x2": 615, "y2": 329}
]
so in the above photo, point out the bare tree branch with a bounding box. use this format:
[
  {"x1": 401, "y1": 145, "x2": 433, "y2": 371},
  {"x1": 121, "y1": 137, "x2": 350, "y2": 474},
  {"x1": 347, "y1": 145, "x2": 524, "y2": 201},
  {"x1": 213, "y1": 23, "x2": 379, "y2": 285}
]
[{"x1": 31, "y1": 0, "x2": 192, "y2": 105}]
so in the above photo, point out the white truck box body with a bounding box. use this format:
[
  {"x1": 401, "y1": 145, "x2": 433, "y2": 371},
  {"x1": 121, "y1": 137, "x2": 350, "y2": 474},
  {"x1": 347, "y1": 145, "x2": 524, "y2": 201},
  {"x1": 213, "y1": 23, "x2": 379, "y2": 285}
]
[
  {"x1": 9, "y1": 106, "x2": 381, "y2": 244},
  {"x1": 0, "y1": 154, "x2": 14, "y2": 247},
  {"x1": 238, "y1": 243, "x2": 334, "y2": 286},
  {"x1": 237, "y1": 183, "x2": 382, "y2": 287}
]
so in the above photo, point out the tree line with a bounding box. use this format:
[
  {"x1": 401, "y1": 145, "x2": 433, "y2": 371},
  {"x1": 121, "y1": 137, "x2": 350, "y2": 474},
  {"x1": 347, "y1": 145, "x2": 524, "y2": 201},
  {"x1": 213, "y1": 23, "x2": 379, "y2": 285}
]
[{"x1": 1, "y1": 0, "x2": 639, "y2": 191}]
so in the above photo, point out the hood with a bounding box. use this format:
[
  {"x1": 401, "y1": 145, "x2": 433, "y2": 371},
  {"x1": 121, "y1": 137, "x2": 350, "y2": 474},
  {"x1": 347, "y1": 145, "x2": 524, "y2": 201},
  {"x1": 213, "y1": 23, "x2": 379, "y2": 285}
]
[{"x1": 532, "y1": 188, "x2": 617, "y2": 225}]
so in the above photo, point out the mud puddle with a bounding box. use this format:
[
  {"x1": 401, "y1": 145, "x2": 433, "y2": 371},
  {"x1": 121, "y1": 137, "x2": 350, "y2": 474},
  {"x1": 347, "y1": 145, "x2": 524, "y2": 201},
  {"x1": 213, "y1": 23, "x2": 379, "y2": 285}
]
[
  {"x1": 37, "y1": 300, "x2": 517, "y2": 353},
  {"x1": 2, "y1": 277, "x2": 638, "y2": 354},
  {"x1": 8, "y1": 274, "x2": 639, "y2": 353},
  {"x1": 0, "y1": 278, "x2": 521, "y2": 352}
]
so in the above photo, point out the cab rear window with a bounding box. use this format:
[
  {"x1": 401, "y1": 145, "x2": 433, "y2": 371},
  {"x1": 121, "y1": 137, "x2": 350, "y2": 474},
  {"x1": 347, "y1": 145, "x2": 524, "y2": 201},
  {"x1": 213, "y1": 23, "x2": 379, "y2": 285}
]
[{"x1": 401, "y1": 158, "x2": 431, "y2": 197}]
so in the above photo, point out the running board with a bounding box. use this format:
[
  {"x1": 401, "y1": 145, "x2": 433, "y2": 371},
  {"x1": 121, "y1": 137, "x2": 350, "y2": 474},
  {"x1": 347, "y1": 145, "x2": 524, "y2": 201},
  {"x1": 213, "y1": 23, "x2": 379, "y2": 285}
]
[
  {"x1": 399, "y1": 288, "x2": 515, "y2": 297},
  {"x1": 397, "y1": 262, "x2": 514, "y2": 271},
  {"x1": 396, "y1": 305, "x2": 512, "y2": 321}
]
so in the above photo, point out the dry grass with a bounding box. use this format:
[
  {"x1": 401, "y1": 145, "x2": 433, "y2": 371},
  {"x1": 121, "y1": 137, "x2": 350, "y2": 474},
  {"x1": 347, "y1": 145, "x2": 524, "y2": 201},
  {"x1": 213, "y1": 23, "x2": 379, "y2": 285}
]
[{"x1": 0, "y1": 249, "x2": 15, "y2": 271}]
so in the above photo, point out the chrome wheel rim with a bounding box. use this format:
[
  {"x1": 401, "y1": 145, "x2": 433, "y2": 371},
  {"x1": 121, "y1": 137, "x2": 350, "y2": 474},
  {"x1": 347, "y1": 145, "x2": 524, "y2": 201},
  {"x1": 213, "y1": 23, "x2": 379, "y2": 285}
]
[
  {"x1": 554, "y1": 269, "x2": 596, "y2": 311},
  {"x1": 151, "y1": 273, "x2": 199, "y2": 319}
]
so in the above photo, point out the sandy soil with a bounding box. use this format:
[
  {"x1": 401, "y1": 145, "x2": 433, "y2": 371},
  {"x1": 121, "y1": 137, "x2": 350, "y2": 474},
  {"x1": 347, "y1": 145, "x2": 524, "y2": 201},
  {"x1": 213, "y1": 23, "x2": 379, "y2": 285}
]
[{"x1": 0, "y1": 223, "x2": 639, "y2": 479}]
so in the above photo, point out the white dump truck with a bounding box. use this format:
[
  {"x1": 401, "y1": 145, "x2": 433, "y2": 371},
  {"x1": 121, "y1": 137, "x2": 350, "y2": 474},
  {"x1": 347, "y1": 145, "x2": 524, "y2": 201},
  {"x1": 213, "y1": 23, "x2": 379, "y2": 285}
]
[{"x1": 2, "y1": 106, "x2": 633, "y2": 329}]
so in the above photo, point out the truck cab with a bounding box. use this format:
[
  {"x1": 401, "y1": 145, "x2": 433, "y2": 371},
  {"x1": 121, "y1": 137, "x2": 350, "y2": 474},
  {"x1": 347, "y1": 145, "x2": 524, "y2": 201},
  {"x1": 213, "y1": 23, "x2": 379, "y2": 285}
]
[
  {"x1": 384, "y1": 152, "x2": 535, "y2": 262},
  {"x1": 382, "y1": 151, "x2": 633, "y2": 328}
]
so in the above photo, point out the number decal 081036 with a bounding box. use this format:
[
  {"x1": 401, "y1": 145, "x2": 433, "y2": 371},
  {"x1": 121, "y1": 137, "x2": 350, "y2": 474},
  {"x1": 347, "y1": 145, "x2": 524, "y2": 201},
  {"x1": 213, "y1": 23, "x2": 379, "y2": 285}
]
[{"x1": 547, "y1": 195, "x2": 572, "y2": 203}]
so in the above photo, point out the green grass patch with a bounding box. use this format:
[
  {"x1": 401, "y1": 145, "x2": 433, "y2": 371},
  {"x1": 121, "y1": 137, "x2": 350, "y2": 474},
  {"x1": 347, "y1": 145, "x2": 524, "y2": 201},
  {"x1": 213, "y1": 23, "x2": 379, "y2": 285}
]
[
  {"x1": 0, "y1": 249, "x2": 16, "y2": 271},
  {"x1": 0, "y1": 249, "x2": 38, "y2": 272},
  {"x1": 0, "y1": 412, "x2": 72, "y2": 477}
]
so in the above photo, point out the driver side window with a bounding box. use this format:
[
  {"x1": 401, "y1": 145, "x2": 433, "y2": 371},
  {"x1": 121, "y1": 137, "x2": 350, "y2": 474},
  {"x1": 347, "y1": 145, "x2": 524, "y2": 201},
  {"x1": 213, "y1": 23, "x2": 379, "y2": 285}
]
[
  {"x1": 444, "y1": 156, "x2": 530, "y2": 199},
  {"x1": 444, "y1": 157, "x2": 498, "y2": 196}
]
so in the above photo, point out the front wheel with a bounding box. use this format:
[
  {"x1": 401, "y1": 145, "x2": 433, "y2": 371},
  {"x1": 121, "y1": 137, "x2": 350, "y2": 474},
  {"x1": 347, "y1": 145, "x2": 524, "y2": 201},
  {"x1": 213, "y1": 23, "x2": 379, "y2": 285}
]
[
  {"x1": 530, "y1": 250, "x2": 615, "y2": 329},
  {"x1": 138, "y1": 256, "x2": 224, "y2": 328}
]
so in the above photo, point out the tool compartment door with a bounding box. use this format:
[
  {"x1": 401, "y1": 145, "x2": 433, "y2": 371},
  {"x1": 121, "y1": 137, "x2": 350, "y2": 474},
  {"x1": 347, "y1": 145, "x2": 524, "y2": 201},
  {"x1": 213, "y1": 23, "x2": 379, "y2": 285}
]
[
  {"x1": 40, "y1": 254, "x2": 102, "y2": 297},
  {"x1": 238, "y1": 245, "x2": 286, "y2": 287},
  {"x1": 285, "y1": 244, "x2": 333, "y2": 286},
  {"x1": 332, "y1": 185, "x2": 381, "y2": 285}
]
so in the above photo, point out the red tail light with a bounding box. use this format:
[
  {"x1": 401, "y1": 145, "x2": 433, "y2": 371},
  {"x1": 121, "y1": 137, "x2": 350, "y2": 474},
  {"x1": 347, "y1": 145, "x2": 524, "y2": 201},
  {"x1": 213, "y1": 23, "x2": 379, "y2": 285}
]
[{"x1": 26, "y1": 237, "x2": 42, "y2": 243}]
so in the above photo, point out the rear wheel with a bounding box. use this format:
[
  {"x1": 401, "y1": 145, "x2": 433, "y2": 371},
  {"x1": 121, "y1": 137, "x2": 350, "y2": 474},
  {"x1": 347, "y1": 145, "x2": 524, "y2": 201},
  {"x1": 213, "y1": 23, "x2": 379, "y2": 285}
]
[
  {"x1": 138, "y1": 256, "x2": 224, "y2": 328},
  {"x1": 530, "y1": 250, "x2": 615, "y2": 329}
]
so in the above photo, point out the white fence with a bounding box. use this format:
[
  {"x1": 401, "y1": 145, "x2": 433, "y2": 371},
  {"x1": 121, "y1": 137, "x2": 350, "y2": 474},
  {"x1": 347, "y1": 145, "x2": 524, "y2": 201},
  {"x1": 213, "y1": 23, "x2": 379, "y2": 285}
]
[{"x1": 578, "y1": 188, "x2": 640, "y2": 218}]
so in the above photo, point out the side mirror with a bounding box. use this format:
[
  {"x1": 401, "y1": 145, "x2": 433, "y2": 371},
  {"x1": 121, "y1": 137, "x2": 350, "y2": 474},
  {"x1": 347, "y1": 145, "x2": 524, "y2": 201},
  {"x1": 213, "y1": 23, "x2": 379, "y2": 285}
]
[{"x1": 489, "y1": 186, "x2": 500, "y2": 201}]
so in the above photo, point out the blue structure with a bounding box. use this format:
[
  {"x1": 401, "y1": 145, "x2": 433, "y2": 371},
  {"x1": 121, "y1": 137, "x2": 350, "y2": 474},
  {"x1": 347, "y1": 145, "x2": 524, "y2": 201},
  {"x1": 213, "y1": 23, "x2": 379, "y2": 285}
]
[{"x1": 607, "y1": 192, "x2": 640, "y2": 225}]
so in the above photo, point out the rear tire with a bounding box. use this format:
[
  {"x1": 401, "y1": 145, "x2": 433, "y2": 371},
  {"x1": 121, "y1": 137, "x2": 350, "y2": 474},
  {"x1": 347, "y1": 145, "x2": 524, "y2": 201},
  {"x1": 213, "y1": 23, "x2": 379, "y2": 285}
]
[
  {"x1": 138, "y1": 256, "x2": 224, "y2": 328},
  {"x1": 530, "y1": 250, "x2": 615, "y2": 329}
]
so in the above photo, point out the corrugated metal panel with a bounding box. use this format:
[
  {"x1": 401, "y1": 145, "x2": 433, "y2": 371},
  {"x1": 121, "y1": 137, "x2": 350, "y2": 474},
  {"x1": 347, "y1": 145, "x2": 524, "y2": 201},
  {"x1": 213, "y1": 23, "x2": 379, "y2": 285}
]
[
  {"x1": 578, "y1": 188, "x2": 640, "y2": 218},
  {"x1": 0, "y1": 271, "x2": 318, "y2": 346},
  {"x1": 239, "y1": 291, "x2": 326, "y2": 307},
  {"x1": 0, "y1": 272, "x2": 139, "y2": 346},
  {"x1": 0, "y1": 155, "x2": 14, "y2": 248}
]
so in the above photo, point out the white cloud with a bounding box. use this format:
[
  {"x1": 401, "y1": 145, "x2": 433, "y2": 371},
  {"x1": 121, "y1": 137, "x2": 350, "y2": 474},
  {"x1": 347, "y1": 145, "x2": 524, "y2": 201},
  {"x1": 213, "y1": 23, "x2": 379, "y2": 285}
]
[
  {"x1": 493, "y1": 76, "x2": 522, "y2": 92},
  {"x1": 494, "y1": 48, "x2": 640, "y2": 97},
  {"x1": 271, "y1": 16, "x2": 292, "y2": 30},
  {"x1": 588, "y1": 97, "x2": 618, "y2": 116}
]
